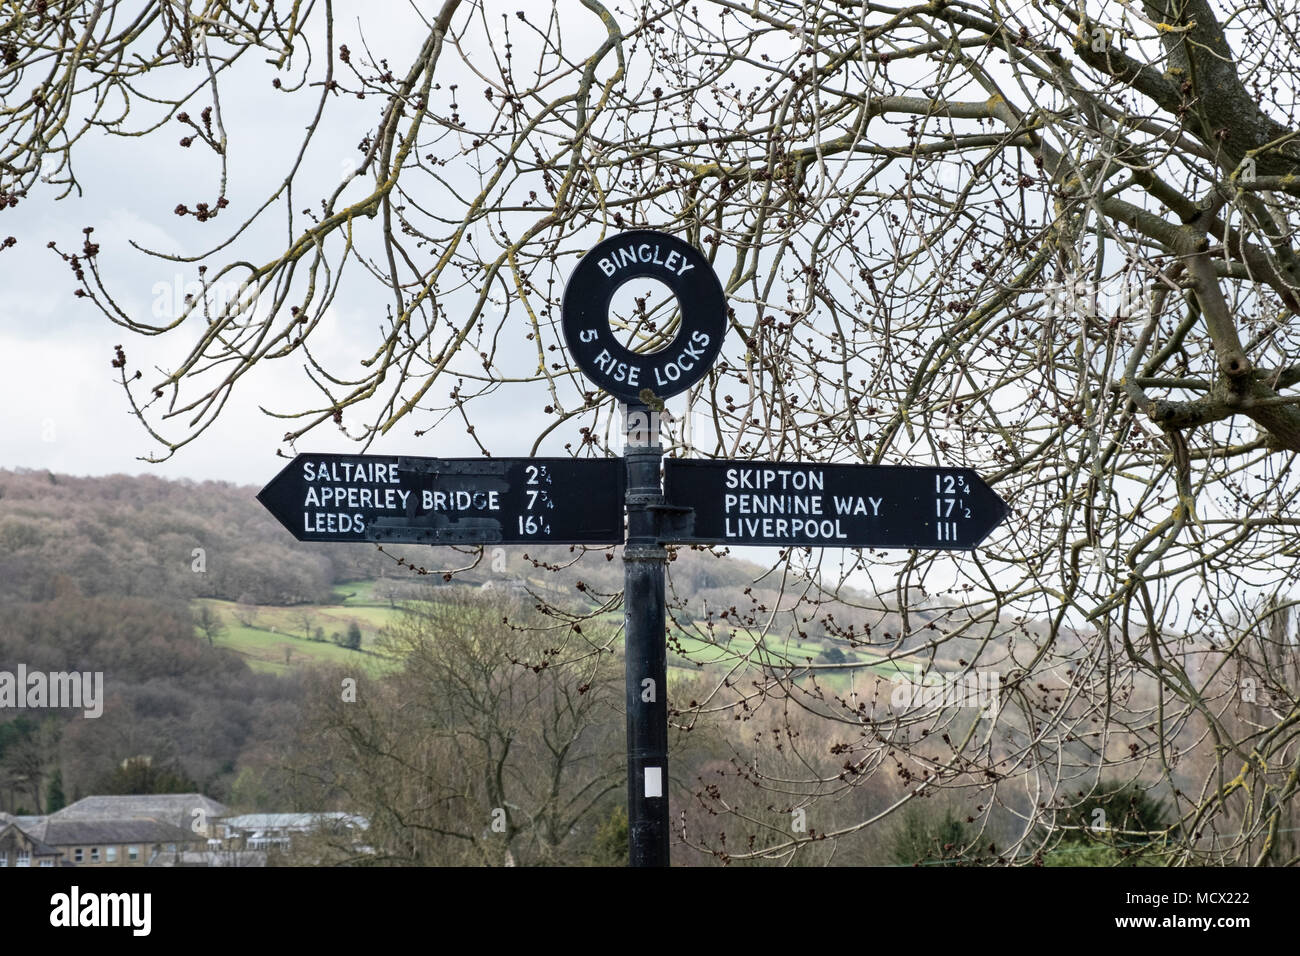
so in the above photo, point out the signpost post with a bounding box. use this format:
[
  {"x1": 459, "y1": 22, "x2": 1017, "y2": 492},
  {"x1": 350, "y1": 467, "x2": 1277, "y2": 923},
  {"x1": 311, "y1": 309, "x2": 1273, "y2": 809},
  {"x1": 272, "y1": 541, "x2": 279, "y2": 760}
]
[
  {"x1": 621, "y1": 405, "x2": 671, "y2": 866},
  {"x1": 562, "y1": 231, "x2": 726, "y2": 868},
  {"x1": 258, "y1": 228, "x2": 1011, "y2": 868}
]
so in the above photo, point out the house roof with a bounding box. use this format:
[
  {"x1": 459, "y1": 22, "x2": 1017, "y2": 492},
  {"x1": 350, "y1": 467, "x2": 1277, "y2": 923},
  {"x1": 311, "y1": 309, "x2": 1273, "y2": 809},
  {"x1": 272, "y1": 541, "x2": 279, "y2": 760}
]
[
  {"x1": 29, "y1": 817, "x2": 199, "y2": 847},
  {"x1": 0, "y1": 821, "x2": 66, "y2": 858},
  {"x1": 220, "y1": 812, "x2": 369, "y2": 831},
  {"x1": 173, "y1": 849, "x2": 268, "y2": 867},
  {"x1": 53, "y1": 793, "x2": 228, "y2": 829}
]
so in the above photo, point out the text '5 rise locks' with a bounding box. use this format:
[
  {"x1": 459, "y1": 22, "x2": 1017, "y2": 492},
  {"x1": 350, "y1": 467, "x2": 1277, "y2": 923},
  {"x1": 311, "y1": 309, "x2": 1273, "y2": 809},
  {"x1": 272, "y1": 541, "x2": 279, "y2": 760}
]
[{"x1": 561, "y1": 229, "x2": 726, "y2": 403}]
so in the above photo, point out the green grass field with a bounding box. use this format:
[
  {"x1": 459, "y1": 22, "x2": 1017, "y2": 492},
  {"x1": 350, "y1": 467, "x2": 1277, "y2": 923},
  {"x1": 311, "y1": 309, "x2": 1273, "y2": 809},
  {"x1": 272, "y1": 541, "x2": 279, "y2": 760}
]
[
  {"x1": 195, "y1": 583, "x2": 912, "y2": 690},
  {"x1": 330, "y1": 580, "x2": 389, "y2": 605},
  {"x1": 194, "y1": 597, "x2": 403, "y2": 675}
]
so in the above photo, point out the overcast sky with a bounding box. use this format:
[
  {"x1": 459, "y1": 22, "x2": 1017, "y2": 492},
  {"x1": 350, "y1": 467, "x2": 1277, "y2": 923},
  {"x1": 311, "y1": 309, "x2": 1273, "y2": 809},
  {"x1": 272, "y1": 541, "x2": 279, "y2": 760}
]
[
  {"x1": 1, "y1": 5, "x2": 623, "y2": 487},
  {"x1": 0, "y1": 3, "x2": 1092, "y2": 610}
]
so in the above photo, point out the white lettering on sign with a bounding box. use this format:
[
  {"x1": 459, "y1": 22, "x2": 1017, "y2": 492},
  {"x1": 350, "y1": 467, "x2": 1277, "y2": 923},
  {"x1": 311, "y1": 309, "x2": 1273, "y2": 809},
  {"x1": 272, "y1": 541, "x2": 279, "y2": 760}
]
[
  {"x1": 832, "y1": 496, "x2": 883, "y2": 516},
  {"x1": 651, "y1": 330, "x2": 711, "y2": 387},
  {"x1": 716, "y1": 466, "x2": 887, "y2": 541},
  {"x1": 303, "y1": 511, "x2": 367, "y2": 533},
  {"x1": 723, "y1": 494, "x2": 823, "y2": 515},
  {"x1": 597, "y1": 243, "x2": 696, "y2": 279},
  {"x1": 304, "y1": 485, "x2": 407, "y2": 510},
  {"x1": 592, "y1": 348, "x2": 641, "y2": 386},
  {"x1": 303, "y1": 460, "x2": 400, "y2": 483},
  {"x1": 724, "y1": 467, "x2": 825, "y2": 491},
  {"x1": 420, "y1": 489, "x2": 502, "y2": 512},
  {"x1": 723, "y1": 517, "x2": 848, "y2": 540},
  {"x1": 295, "y1": 458, "x2": 510, "y2": 538},
  {"x1": 932, "y1": 473, "x2": 973, "y2": 543}
]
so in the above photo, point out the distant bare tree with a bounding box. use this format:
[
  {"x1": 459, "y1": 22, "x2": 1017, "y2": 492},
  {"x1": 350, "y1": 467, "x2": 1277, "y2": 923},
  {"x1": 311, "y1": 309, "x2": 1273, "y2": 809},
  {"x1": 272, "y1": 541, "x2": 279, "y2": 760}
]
[
  {"x1": 193, "y1": 604, "x2": 225, "y2": 646},
  {"x1": 232, "y1": 602, "x2": 259, "y2": 629},
  {"x1": 284, "y1": 590, "x2": 624, "y2": 865}
]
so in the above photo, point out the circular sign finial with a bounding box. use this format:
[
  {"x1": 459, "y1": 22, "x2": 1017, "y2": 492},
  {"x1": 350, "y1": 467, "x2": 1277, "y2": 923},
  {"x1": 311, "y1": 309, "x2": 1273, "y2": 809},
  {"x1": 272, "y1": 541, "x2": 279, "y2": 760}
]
[{"x1": 561, "y1": 230, "x2": 726, "y2": 403}]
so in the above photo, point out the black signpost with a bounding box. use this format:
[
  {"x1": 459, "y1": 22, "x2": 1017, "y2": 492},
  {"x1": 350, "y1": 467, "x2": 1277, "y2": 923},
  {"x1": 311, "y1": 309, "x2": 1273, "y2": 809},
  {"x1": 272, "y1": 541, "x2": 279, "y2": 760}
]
[
  {"x1": 562, "y1": 229, "x2": 726, "y2": 404},
  {"x1": 257, "y1": 454, "x2": 625, "y2": 545},
  {"x1": 621, "y1": 418, "x2": 671, "y2": 865},
  {"x1": 562, "y1": 230, "x2": 726, "y2": 867},
  {"x1": 257, "y1": 228, "x2": 1011, "y2": 869},
  {"x1": 663, "y1": 459, "x2": 1007, "y2": 550}
]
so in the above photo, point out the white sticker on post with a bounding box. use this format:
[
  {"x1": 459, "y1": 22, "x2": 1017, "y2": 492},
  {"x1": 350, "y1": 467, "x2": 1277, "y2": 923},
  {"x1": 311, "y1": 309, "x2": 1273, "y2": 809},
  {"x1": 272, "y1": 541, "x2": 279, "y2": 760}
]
[{"x1": 644, "y1": 766, "x2": 663, "y2": 798}]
